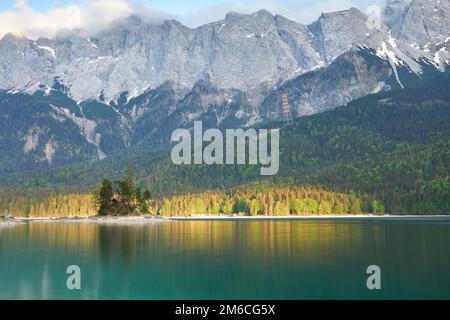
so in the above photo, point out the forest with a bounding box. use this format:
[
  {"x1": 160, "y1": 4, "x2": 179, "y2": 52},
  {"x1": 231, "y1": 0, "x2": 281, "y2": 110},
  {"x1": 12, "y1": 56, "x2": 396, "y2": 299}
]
[
  {"x1": 158, "y1": 183, "x2": 383, "y2": 216},
  {"x1": 0, "y1": 70, "x2": 449, "y2": 217},
  {"x1": 0, "y1": 168, "x2": 381, "y2": 217}
]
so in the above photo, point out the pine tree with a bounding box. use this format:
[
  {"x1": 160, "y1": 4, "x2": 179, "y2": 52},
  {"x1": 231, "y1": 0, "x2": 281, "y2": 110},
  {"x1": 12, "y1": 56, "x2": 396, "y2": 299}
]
[{"x1": 97, "y1": 179, "x2": 113, "y2": 216}]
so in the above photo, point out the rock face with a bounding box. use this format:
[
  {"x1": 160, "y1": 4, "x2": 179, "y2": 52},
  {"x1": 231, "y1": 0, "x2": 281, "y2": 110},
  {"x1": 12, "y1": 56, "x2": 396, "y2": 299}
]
[
  {"x1": 0, "y1": 1, "x2": 449, "y2": 172},
  {"x1": 0, "y1": 10, "x2": 324, "y2": 103},
  {"x1": 1, "y1": 4, "x2": 445, "y2": 103},
  {"x1": 387, "y1": 0, "x2": 450, "y2": 46}
]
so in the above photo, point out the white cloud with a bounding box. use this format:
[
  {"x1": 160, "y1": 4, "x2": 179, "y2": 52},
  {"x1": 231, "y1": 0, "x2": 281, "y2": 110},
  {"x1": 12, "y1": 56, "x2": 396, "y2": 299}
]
[
  {"x1": 0, "y1": 0, "x2": 388, "y2": 39},
  {"x1": 0, "y1": 0, "x2": 169, "y2": 39}
]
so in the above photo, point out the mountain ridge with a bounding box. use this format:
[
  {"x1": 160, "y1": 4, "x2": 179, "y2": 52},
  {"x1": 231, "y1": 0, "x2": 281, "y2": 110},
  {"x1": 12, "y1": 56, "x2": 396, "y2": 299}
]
[
  {"x1": 1, "y1": 2, "x2": 448, "y2": 103},
  {"x1": 0, "y1": 0, "x2": 449, "y2": 172}
]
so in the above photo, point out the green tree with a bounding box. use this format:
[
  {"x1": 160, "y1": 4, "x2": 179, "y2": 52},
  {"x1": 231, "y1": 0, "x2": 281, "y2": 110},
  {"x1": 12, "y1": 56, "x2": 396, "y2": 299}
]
[
  {"x1": 143, "y1": 190, "x2": 151, "y2": 201},
  {"x1": 249, "y1": 199, "x2": 260, "y2": 216},
  {"x1": 221, "y1": 198, "x2": 234, "y2": 215},
  {"x1": 350, "y1": 198, "x2": 362, "y2": 214},
  {"x1": 139, "y1": 201, "x2": 149, "y2": 215},
  {"x1": 97, "y1": 179, "x2": 113, "y2": 216},
  {"x1": 306, "y1": 198, "x2": 319, "y2": 214},
  {"x1": 333, "y1": 202, "x2": 345, "y2": 214},
  {"x1": 292, "y1": 199, "x2": 306, "y2": 215},
  {"x1": 135, "y1": 187, "x2": 142, "y2": 203},
  {"x1": 319, "y1": 200, "x2": 333, "y2": 215},
  {"x1": 371, "y1": 200, "x2": 385, "y2": 215}
]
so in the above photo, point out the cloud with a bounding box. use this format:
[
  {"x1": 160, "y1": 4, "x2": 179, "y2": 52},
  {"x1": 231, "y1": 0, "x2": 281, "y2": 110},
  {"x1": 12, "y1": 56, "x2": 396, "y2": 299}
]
[
  {"x1": 0, "y1": 0, "x2": 389, "y2": 39},
  {"x1": 0, "y1": 0, "x2": 169, "y2": 39}
]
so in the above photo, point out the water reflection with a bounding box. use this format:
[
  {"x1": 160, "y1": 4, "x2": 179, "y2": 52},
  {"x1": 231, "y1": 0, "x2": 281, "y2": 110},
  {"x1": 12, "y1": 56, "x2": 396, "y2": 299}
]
[{"x1": 0, "y1": 219, "x2": 449, "y2": 299}]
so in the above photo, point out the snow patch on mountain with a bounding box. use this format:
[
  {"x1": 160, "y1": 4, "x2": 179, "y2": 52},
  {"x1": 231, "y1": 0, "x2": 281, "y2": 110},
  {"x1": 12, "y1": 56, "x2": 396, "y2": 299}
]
[
  {"x1": 87, "y1": 38, "x2": 98, "y2": 49},
  {"x1": 376, "y1": 41, "x2": 404, "y2": 88},
  {"x1": 35, "y1": 45, "x2": 56, "y2": 58}
]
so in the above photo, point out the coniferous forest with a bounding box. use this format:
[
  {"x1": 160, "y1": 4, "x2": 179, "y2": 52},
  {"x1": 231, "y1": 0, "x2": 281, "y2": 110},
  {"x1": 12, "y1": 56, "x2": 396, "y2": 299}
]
[{"x1": 0, "y1": 70, "x2": 449, "y2": 217}]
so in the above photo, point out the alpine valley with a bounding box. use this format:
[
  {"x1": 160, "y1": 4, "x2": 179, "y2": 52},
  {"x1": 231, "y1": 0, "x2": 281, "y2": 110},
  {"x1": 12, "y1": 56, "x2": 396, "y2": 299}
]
[{"x1": 0, "y1": 0, "x2": 449, "y2": 216}]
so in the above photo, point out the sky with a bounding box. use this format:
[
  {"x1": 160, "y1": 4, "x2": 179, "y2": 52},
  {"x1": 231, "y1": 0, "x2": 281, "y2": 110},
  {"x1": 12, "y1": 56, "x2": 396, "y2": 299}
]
[{"x1": 0, "y1": 0, "x2": 387, "y2": 39}]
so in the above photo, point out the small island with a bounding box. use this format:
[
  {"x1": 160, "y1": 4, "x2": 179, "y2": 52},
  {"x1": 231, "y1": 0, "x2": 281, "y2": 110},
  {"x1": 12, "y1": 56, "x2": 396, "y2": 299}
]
[{"x1": 94, "y1": 165, "x2": 157, "y2": 217}]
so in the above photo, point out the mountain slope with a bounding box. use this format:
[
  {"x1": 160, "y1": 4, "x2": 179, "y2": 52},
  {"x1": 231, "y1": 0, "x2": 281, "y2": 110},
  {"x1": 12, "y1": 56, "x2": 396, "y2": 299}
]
[
  {"x1": 1, "y1": 68, "x2": 449, "y2": 214},
  {"x1": 0, "y1": 45, "x2": 443, "y2": 174},
  {"x1": 0, "y1": 1, "x2": 449, "y2": 173}
]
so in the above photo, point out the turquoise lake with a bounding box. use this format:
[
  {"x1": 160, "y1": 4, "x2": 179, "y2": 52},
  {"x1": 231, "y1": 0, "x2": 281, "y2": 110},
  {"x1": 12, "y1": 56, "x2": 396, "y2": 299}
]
[{"x1": 1, "y1": 218, "x2": 450, "y2": 300}]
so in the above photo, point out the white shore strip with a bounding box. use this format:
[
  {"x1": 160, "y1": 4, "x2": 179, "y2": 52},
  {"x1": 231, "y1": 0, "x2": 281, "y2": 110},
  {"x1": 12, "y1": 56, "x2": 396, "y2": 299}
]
[{"x1": 167, "y1": 215, "x2": 450, "y2": 221}]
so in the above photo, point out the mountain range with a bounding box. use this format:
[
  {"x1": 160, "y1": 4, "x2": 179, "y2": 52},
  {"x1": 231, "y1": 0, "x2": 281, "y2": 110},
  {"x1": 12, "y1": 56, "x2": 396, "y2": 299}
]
[{"x1": 0, "y1": 0, "x2": 450, "y2": 173}]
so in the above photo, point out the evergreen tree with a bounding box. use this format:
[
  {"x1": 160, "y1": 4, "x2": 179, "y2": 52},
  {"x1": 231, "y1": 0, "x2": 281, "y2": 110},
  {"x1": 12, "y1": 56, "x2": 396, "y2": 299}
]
[{"x1": 98, "y1": 180, "x2": 113, "y2": 216}]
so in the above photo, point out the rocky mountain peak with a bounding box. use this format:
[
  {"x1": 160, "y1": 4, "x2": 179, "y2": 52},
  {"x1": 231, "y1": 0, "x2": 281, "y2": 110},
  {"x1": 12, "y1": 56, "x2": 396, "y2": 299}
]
[
  {"x1": 384, "y1": 0, "x2": 409, "y2": 24},
  {"x1": 318, "y1": 7, "x2": 366, "y2": 21},
  {"x1": 389, "y1": 0, "x2": 450, "y2": 48},
  {"x1": 0, "y1": 4, "x2": 449, "y2": 103},
  {"x1": 0, "y1": 32, "x2": 29, "y2": 45},
  {"x1": 224, "y1": 9, "x2": 275, "y2": 25},
  {"x1": 309, "y1": 7, "x2": 376, "y2": 63},
  {"x1": 251, "y1": 9, "x2": 274, "y2": 19}
]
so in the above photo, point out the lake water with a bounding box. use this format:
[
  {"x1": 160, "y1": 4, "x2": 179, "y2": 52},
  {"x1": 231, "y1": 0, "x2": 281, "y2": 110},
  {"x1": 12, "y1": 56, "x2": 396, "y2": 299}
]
[{"x1": 1, "y1": 218, "x2": 450, "y2": 300}]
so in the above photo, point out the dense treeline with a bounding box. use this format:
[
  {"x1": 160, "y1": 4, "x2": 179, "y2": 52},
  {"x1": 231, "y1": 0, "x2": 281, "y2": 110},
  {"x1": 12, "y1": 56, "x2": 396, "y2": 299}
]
[
  {"x1": 0, "y1": 184, "x2": 378, "y2": 217},
  {"x1": 1, "y1": 70, "x2": 449, "y2": 216},
  {"x1": 0, "y1": 194, "x2": 96, "y2": 218},
  {"x1": 159, "y1": 184, "x2": 382, "y2": 216}
]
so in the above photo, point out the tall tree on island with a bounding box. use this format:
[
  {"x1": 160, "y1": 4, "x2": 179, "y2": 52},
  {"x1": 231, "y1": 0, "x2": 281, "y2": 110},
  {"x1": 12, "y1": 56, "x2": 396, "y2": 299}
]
[
  {"x1": 115, "y1": 164, "x2": 136, "y2": 215},
  {"x1": 98, "y1": 179, "x2": 113, "y2": 216}
]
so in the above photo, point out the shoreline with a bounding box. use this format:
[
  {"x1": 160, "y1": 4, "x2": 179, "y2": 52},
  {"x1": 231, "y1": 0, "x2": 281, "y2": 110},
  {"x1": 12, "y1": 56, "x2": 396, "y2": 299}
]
[
  {"x1": 0, "y1": 217, "x2": 25, "y2": 226},
  {"x1": 167, "y1": 214, "x2": 450, "y2": 221},
  {"x1": 7, "y1": 216, "x2": 165, "y2": 225},
  {"x1": 1, "y1": 214, "x2": 449, "y2": 224}
]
